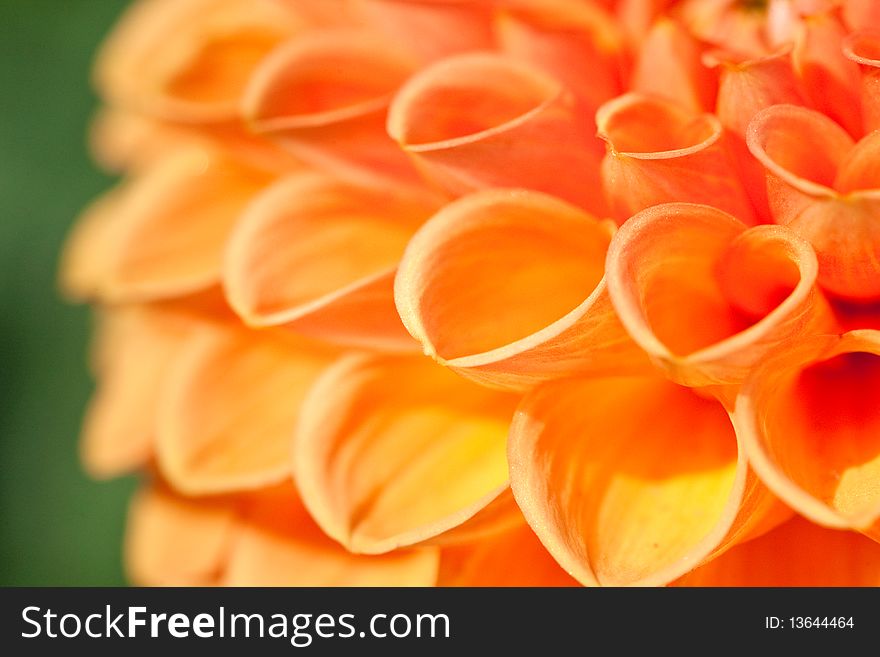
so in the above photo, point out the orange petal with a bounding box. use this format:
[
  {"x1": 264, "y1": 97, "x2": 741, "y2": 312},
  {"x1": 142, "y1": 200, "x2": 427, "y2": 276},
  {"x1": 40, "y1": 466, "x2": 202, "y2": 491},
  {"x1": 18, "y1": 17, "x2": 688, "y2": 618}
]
[
  {"x1": 223, "y1": 173, "x2": 437, "y2": 351},
  {"x1": 605, "y1": 203, "x2": 828, "y2": 387},
  {"x1": 59, "y1": 191, "x2": 125, "y2": 302},
  {"x1": 706, "y1": 49, "x2": 807, "y2": 223},
  {"x1": 509, "y1": 374, "x2": 785, "y2": 586},
  {"x1": 630, "y1": 18, "x2": 718, "y2": 113},
  {"x1": 747, "y1": 104, "x2": 880, "y2": 300},
  {"x1": 843, "y1": 31, "x2": 880, "y2": 133},
  {"x1": 676, "y1": 0, "x2": 776, "y2": 58},
  {"x1": 125, "y1": 483, "x2": 237, "y2": 586},
  {"x1": 224, "y1": 485, "x2": 439, "y2": 586},
  {"x1": 357, "y1": 0, "x2": 495, "y2": 62},
  {"x1": 676, "y1": 515, "x2": 880, "y2": 586},
  {"x1": 437, "y1": 523, "x2": 579, "y2": 587},
  {"x1": 497, "y1": 0, "x2": 626, "y2": 122},
  {"x1": 736, "y1": 329, "x2": 880, "y2": 541},
  {"x1": 293, "y1": 353, "x2": 519, "y2": 554},
  {"x1": 271, "y1": 0, "x2": 361, "y2": 26},
  {"x1": 156, "y1": 328, "x2": 335, "y2": 495},
  {"x1": 614, "y1": 0, "x2": 675, "y2": 42},
  {"x1": 243, "y1": 31, "x2": 422, "y2": 189},
  {"x1": 394, "y1": 189, "x2": 649, "y2": 391},
  {"x1": 596, "y1": 93, "x2": 756, "y2": 224},
  {"x1": 386, "y1": 53, "x2": 607, "y2": 214},
  {"x1": 96, "y1": 0, "x2": 298, "y2": 123},
  {"x1": 81, "y1": 308, "x2": 193, "y2": 479},
  {"x1": 842, "y1": 0, "x2": 880, "y2": 31},
  {"x1": 103, "y1": 149, "x2": 271, "y2": 303},
  {"x1": 792, "y1": 11, "x2": 862, "y2": 136}
]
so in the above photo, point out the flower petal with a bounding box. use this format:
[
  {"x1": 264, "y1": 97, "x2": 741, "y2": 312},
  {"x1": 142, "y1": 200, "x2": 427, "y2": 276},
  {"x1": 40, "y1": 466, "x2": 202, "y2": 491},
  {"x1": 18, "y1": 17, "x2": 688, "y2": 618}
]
[
  {"x1": 125, "y1": 483, "x2": 237, "y2": 586},
  {"x1": 386, "y1": 53, "x2": 607, "y2": 214},
  {"x1": 437, "y1": 523, "x2": 579, "y2": 586},
  {"x1": 223, "y1": 173, "x2": 437, "y2": 351},
  {"x1": 81, "y1": 308, "x2": 192, "y2": 479},
  {"x1": 509, "y1": 375, "x2": 785, "y2": 586},
  {"x1": 96, "y1": 0, "x2": 297, "y2": 123},
  {"x1": 224, "y1": 485, "x2": 439, "y2": 586},
  {"x1": 103, "y1": 149, "x2": 271, "y2": 303},
  {"x1": 630, "y1": 18, "x2": 717, "y2": 113},
  {"x1": 736, "y1": 330, "x2": 880, "y2": 541},
  {"x1": 394, "y1": 189, "x2": 649, "y2": 391},
  {"x1": 747, "y1": 104, "x2": 880, "y2": 300},
  {"x1": 156, "y1": 328, "x2": 335, "y2": 495},
  {"x1": 243, "y1": 31, "x2": 422, "y2": 189},
  {"x1": 596, "y1": 93, "x2": 756, "y2": 224},
  {"x1": 497, "y1": 0, "x2": 626, "y2": 121},
  {"x1": 605, "y1": 203, "x2": 828, "y2": 386},
  {"x1": 357, "y1": 0, "x2": 495, "y2": 62},
  {"x1": 842, "y1": 0, "x2": 880, "y2": 32},
  {"x1": 676, "y1": 515, "x2": 880, "y2": 586},
  {"x1": 293, "y1": 354, "x2": 519, "y2": 554},
  {"x1": 792, "y1": 11, "x2": 862, "y2": 136},
  {"x1": 843, "y1": 31, "x2": 880, "y2": 133}
]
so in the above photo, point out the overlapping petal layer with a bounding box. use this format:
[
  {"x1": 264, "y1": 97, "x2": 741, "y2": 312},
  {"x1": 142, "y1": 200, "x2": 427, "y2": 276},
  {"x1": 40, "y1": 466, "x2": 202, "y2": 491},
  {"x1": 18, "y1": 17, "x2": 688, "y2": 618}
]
[
  {"x1": 509, "y1": 373, "x2": 787, "y2": 586},
  {"x1": 736, "y1": 329, "x2": 880, "y2": 540},
  {"x1": 395, "y1": 189, "x2": 648, "y2": 390},
  {"x1": 293, "y1": 354, "x2": 519, "y2": 554}
]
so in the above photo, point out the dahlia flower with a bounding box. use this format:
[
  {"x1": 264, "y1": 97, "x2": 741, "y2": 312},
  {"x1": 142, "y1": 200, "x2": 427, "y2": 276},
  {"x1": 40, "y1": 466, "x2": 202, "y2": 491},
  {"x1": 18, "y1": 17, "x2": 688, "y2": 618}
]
[{"x1": 61, "y1": 0, "x2": 880, "y2": 587}]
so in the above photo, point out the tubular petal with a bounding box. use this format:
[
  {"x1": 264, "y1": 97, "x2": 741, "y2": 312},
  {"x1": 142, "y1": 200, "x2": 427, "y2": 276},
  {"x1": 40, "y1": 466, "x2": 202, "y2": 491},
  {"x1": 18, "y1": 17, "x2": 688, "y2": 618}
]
[
  {"x1": 243, "y1": 31, "x2": 422, "y2": 189},
  {"x1": 96, "y1": 0, "x2": 297, "y2": 123},
  {"x1": 103, "y1": 150, "x2": 271, "y2": 303},
  {"x1": 630, "y1": 18, "x2": 718, "y2": 113},
  {"x1": 596, "y1": 93, "x2": 755, "y2": 224},
  {"x1": 125, "y1": 484, "x2": 237, "y2": 586},
  {"x1": 386, "y1": 53, "x2": 607, "y2": 213},
  {"x1": 81, "y1": 309, "x2": 192, "y2": 478},
  {"x1": 292, "y1": 354, "x2": 519, "y2": 554},
  {"x1": 676, "y1": 0, "x2": 776, "y2": 58},
  {"x1": 676, "y1": 515, "x2": 880, "y2": 586},
  {"x1": 792, "y1": 11, "x2": 862, "y2": 136},
  {"x1": 357, "y1": 0, "x2": 495, "y2": 62},
  {"x1": 747, "y1": 104, "x2": 880, "y2": 299},
  {"x1": 508, "y1": 375, "x2": 781, "y2": 587},
  {"x1": 736, "y1": 330, "x2": 880, "y2": 540},
  {"x1": 497, "y1": 0, "x2": 626, "y2": 122},
  {"x1": 223, "y1": 174, "x2": 437, "y2": 351},
  {"x1": 224, "y1": 486, "x2": 440, "y2": 586},
  {"x1": 843, "y1": 31, "x2": 880, "y2": 132},
  {"x1": 394, "y1": 189, "x2": 649, "y2": 391},
  {"x1": 842, "y1": 0, "x2": 880, "y2": 32},
  {"x1": 437, "y1": 523, "x2": 579, "y2": 586},
  {"x1": 156, "y1": 329, "x2": 335, "y2": 495},
  {"x1": 605, "y1": 203, "x2": 827, "y2": 387}
]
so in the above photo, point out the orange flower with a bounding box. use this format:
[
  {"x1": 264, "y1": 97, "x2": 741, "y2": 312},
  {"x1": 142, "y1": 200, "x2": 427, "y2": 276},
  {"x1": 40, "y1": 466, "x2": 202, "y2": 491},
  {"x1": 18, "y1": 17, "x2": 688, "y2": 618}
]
[{"x1": 62, "y1": 0, "x2": 880, "y2": 586}]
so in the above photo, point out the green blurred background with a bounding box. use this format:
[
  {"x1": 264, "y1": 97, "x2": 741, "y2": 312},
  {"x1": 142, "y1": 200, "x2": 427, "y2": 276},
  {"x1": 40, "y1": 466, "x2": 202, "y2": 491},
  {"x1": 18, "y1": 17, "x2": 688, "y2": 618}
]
[{"x1": 0, "y1": 0, "x2": 135, "y2": 585}]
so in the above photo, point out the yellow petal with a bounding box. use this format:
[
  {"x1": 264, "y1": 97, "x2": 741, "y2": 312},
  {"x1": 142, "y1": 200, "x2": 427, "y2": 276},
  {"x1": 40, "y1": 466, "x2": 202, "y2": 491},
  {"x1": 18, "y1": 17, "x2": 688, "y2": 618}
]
[
  {"x1": 81, "y1": 308, "x2": 193, "y2": 479},
  {"x1": 596, "y1": 93, "x2": 756, "y2": 224},
  {"x1": 437, "y1": 522, "x2": 579, "y2": 587},
  {"x1": 605, "y1": 202, "x2": 829, "y2": 386},
  {"x1": 387, "y1": 53, "x2": 607, "y2": 214},
  {"x1": 394, "y1": 189, "x2": 649, "y2": 391},
  {"x1": 736, "y1": 329, "x2": 880, "y2": 540},
  {"x1": 223, "y1": 173, "x2": 438, "y2": 351},
  {"x1": 156, "y1": 328, "x2": 335, "y2": 495},
  {"x1": 293, "y1": 354, "x2": 518, "y2": 554},
  {"x1": 125, "y1": 483, "x2": 237, "y2": 586},
  {"x1": 224, "y1": 485, "x2": 439, "y2": 586},
  {"x1": 677, "y1": 516, "x2": 880, "y2": 586},
  {"x1": 509, "y1": 374, "x2": 787, "y2": 586},
  {"x1": 104, "y1": 149, "x2": 271, "y2": 303},
  {"x1": 243, "y1": 31, "x2": 422, "y2": 189}
]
